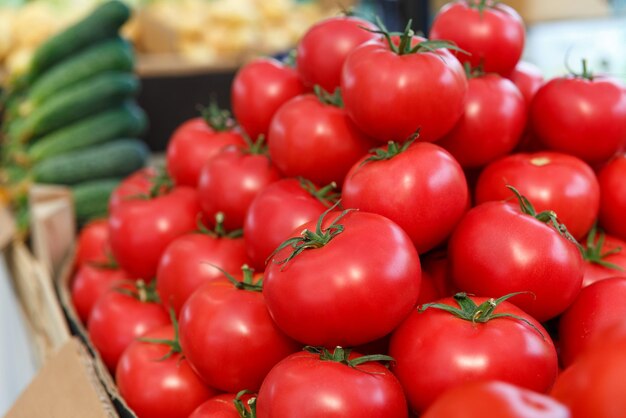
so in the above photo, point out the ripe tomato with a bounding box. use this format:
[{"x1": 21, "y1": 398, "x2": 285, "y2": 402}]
[
  {"x1": 166, "y1": 109, "x2": 246, "y2": 187},
  {"x1": 188, "y1": 393, "x2": 254, "y2": 418},
  {"x1": 475, "y1": 152, "x2": 600, "y2": 239},
  {"x1": 116, "y1": 325, "x2": 217, "y2": 418},
  {"x1": 108, "y1": 168, "x2": 156, "y2": 213},
  {"x1": 109, "y1": 185, "x2": 200, "y2": 278},
  {"x1": 179, "y1": 267, "x2": 299, "y2": 392},
  {"x1": 268, "y1": 92, "x2": 374, "y2": 187},
  {"x1": 390, "y1": 294, "x2": 558, "y2": 414},
  {"x1": 296, "y1": 16, "x2": 377, "y2": 92},
  {"x1": 422, "y1": 381, "x2": 570, "y2": 418},
  {"x1": 256, "y1": 347, "x2": 408, "y2": 418},
  {"x1": 156, "y1": 221, "x2": 248, "y2": 314},
  {"x1": 71, "y1": 263, "x2": 131, "y2": 324},
  {"x1": 74, "y1": 219, "x2": 110, "y2": 267},
  {"x1": 430, "y1": 1, "x2": 525, "y2": 76},
  {"x1": 264, "y1": 209, "x2": 421, "y2": 346},
  {"x1": 88, "y1": 282, "x2": 169, "y2": 372},
  {"x1": 231, "y1": 58, "x2": 305, "y2": 139},
  {"x1": 582, "y1": 229, "x2": 626, "y2": 287},
  {"x1": 598, "y1": 154, "x2": 626, "y2": 241},
  {"x1": 437, "y1": 73, "x2": 526, "y2": 168},
  {"x1": 530, "y1": 67, "x2": 626, "y2": 164},
  {"x1": 342, "y1": 141, "x2": 468, "y2": 254},
  {"x1": 559, "y1": 277, "x2": 626, "y2": 367},
  {"x1": 243, "y1": 178, "x2": 333, "y2": 270},
  {"x1": 198, "y1": 140, "x2": 281, "y2": 231},
  {"x1": 449, "y1": 189, "x2": 584, "y2": 322},
  {"x1": 508, "y1": 61, "x2": 544, "y2": 108},
  {"x1": 341, "y1": 32, "x2": 467, "y2": 143}
]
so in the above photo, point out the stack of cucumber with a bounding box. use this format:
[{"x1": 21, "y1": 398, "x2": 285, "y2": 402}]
[{"x1": 0, "y1": 1, "x2": 149, "y2": 230}]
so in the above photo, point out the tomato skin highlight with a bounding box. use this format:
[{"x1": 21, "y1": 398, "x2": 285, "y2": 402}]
[{"x1": 188, "y1": 394, "x2": 254, "y2": 418}]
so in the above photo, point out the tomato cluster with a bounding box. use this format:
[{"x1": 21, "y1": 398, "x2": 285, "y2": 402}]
[{"x1": 70, "y1": 2, "x2": 626, "y2": 417}]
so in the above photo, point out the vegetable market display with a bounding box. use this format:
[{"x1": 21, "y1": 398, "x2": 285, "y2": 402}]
[{"x1": 6, "y1": 0, "x2": 626, "y2": 417}]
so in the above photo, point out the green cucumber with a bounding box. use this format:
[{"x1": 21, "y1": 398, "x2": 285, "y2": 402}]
[
  {"x1": 24, "y1": 37, "x2": 134, "y2": 109},
  {"x1": 33, "y1": 139, "x2": 149, "y2": 185},
  {"x1": 27, "y1": 102, "x2": 147, "y2": 162},
  {"x1": 11, "y1": 72, "x2": 139, "y2": 142},
  {"x1": 72, "y1": 178, "x2": 121, "y2": 225},
  {"x1": 24, "y1": 1, "x2": 131, "y2": 86}
]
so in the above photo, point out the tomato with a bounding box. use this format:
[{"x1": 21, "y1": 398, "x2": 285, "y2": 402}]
[
  {"x1": 342, "y1": 141, "x2": 468, "y2": 254},
  {"x1": 243, "y1": 178, "x2": 333, "y2": 270},
  {"x1": 256, "y1": 347, "x2": 408, "y2": 418},
  {"x1": 508, "y1": 61, "x2": 544, "y2": 108},
  {"x1": 198, "y1": 140, "x2": 281, "y2": 231},
  {"x1": 390, "y1": 294, "x2": 558, "y2": 414},
  {"x1": 422, "y1": 381, "x2": 570, "y2": 418},
  {"x1": 166, "y1": 108, "x2": 246, "y2": 187},
  {"x1": 116, "y1": 325, "x2": 217, "y2": 418},
  {"x1": 581, "y1": 229, "x2": 626, "y2": 287},
  {"x1": 559, "y1": 277, "x2": 626, "y2": 367},
  {"x1": 109, "y1": 185, "x2": 200, "y2": 279},
  {"x1": 74, "y1": 219, "x2": 110, "y2": 267},
  {"x1": 449, "y1": 189, "x2": 584, "y2": 322},
  {"x1": 231, "y1": 58, "x2": 305, "y2": 139},
  {"x1": 475, "y1": 152, "x2": 600, "y2": 239},
  {"x1": 430, "y1": 1, "x2": 525, "y2": 76},
  {"x1": 530, "y1": 67, "x2": 626, "y2": 165},
  {"x1": 264, "y1": 209, "x2": 421, "y2": 346},
  {"x1": 598, "y1": 154, "x2": 626, "y2": 241},
  {"x1": 156, "y1": 219, "x2": 248, "y2": 314},
  {"x1": 88, "y1": 281, "x2": 169, "y2": 372},
  {"x1": 108, "y1": 168, "x2": 156, "y2": 213},
  {"x1": 268, "y1": 92, "x2": 374, "y2": 187},
  {"x1": 341, "y1": 31, "x2": 467, "y2": 143},
  {"x1": 71, "y1": 263, "x2": 131, "y2": 324},
  {"x1": 179, "y1": 267, "x2": 299, "y2": 392},
  {"x1": 188, "y1": 393, "x2": 254, "y2": 418},
  {"x1": 296, "y1": 16, "x2": 377, "y2": 92},
  {"x1": 437, "y1": 73, "x2": 526, "y2": 168}
]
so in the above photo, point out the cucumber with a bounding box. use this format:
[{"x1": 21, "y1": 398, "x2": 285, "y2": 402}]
[
  {"x1": 11, "y1": 72, "x2": 139, "y2": 142},
  {"x1": 24, "y1": 37, "x2": 134, "y2": 109},
  {"x1": 24, "y1": 1, "x2": 131, "y2": 85},
  {"x1": 27, "y1": 102, "x2": 147, "y2": 162},
  {"x1": 33, "y1": 139, "x2": 149, "y2": 185},
  {"x1": 72, "y1": 178, "x2": 121, "y2": 225}
]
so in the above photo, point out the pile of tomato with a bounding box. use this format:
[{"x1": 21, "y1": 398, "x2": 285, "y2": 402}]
[{"x1": 69, "y1": 1, "x2": 626, "y2": 417}]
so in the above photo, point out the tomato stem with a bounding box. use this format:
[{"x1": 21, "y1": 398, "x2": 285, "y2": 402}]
[
  {"x1": 313, "y1": 85, "x2": 344, "y2": 108},
  {"x1": 583, "y1": 223, "x2": 624, "y2": 270},
  {"x1": 234, "y1": 390, "x2": 257, "y2": 418},
  {"x1": 198, "y1": 100, "x2": 235, "y2": 132},
  {"x1": 87, "y1": 250, "x2": 120, "y2": 270},
  {"x1": 358, "y1": 130, "x2": 419, "y2": 170},
  {"x1": 203, "y1": 263, "x2": 263, "y2": 292},
  {"x1": 304, "y1": 346, "x2": 395, "y2": 369},
  {"x1": 114, "y1": 279, "x2": 161, "y2": 304},
  {"x1": 243, "y1": 134, "x2": 269, "y2": 156},
  {"x1": 197, "y1": 212, "x2": 244, "y2": 239},
  {"x1": 138, "y1": 308, "x2": 183, "y2": 359},
  {"x1": 298, "y1": 177, "x2": 340, "y2": 208}
]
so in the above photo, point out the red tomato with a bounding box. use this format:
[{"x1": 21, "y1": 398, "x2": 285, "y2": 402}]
[
  {"x1": 390, "y1": 294, "x2": 558, "y2": 414},
  {"x1": 243, "y1": 178, "x2": 333, "y2": 270},
  {"x1": 438, "y1": 73, "x2": 526, "y2": 168},
  {"x1": 508, "y1": 61, "x2": 544, "y2": 108},
  {"x1": 559, "y1": 277, "x2": 626, "y2": 367},
  {"x1": 179, "y1": 268, "x2": 299, "y2": 392},
  {"x1": 342, "y1": 141, "x2": 468, "y2": 254},
  {"x1": 449, "y1": 191, "x2": 584, "y2": 322},
  {"x1": 188, "y1": 394, "x2": 254, "y2": 418},
  {"x1": 582, "y1": 230, "x2": 626, "y2": 286},
  {"x1": 264, "y1": 210, "x2": 421, "y2": 346},
  {"x1": 71, "y1": 263, "x2": 131, "y2": 324},
  {"x1": 422, "y1": 380, "x2": 570, "y2": 418},
  {"x1": 231, "y1": 58, "x2": 305, "y2": 139},
  {"x1": 166, "y1": 114, "x2": 246, "y2": 187},
  {"x1": 475, "y1": 152, "x2": 600, "y2": 239},
  {"x1": 108, "y1": 168, "x2": 156, "y2": 213},
  {"x1": 530, "y1": 70, "x2": 626, "y2": 164},
  {"x1": 198, "y1": 141, "x2": 281, "y2": 231},
  {"x1": 268, "y1": 93, "x2": 374, "y2": 187},
  {"x1": 598, "y1": 154, "x2": 626, "y2": 241},
  {"x1": 296, "y1": 16, "x2": 377, "y2": 92},
  {"x1": 88, "y1": 282, "x2": 169, "y2": 372},
  {"x1": 116, "y1": 325, "x2": 217, "y2": 418},
  {"x1": 341, "y1": 34, "x2": 467, "y2": 143},
  {"x1": 109, "y1": 186, "x2": 200, "y2": 278},
  {"x1": 430, "y1": 1, "x2": 525, "y2": 76},
  {"x1": 256, "y1": 348, "x2": 408, "y2": 418},
  {"x1": 75, "y1": 219, "x2": 110, "y2": 267}
]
